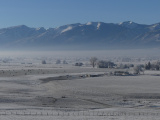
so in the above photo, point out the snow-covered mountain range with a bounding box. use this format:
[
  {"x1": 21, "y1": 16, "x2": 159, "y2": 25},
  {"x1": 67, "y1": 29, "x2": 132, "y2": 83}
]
[{"x1": 0, "y1": 21, "x2": 160, "y2": 50}]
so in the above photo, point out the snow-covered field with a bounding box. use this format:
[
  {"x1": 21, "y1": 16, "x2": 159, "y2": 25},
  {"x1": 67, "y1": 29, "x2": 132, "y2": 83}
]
[{"x1": 0, "y1": 52, "x2": 160, "y2": 120}]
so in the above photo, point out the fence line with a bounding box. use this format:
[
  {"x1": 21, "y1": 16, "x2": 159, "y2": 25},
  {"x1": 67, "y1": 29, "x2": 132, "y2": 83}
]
[{"x1": 0, "y1": 111, "x2": 159, "y2": 116}]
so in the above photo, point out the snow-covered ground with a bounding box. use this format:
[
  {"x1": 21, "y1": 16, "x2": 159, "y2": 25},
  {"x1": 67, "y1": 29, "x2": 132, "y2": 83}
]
[{"x1": 0, "y1": 54, "x2": 160, "y2": 119}]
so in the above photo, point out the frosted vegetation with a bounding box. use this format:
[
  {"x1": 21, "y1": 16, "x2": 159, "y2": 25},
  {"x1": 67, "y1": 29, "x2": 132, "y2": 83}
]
[{"x1": 0, "y1": 50, "x2": 160, "y2": 120}]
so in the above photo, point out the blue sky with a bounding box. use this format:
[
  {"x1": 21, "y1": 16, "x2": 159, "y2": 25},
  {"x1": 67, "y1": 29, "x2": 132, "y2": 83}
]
[{"x1": 0, "y1": 0, "x2": 160, "y2": 28}]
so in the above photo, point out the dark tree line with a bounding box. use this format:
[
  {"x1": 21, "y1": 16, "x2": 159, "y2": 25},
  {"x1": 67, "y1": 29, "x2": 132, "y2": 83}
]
[
  {"x1": 97, "y1": 60, "x2": 115, "y2": 68},
  {"x1": 145, "y1": 61, "x2": 160, "y2": 70}
]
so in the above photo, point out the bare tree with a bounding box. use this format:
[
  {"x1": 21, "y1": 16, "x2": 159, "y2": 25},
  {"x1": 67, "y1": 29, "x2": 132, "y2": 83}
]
[{"x1": 90, "y1": 57, "x2": 98, "y2": 68}]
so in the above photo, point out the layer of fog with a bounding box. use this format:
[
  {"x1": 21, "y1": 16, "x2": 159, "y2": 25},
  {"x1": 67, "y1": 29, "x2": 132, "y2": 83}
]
[{"x1": 0, "y1": 48, "x2": 159, "y2": 58}]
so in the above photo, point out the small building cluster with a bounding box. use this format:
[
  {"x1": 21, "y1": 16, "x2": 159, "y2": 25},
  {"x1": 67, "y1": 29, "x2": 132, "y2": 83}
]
[{"x1": 114, "y1": 71, "x2": 130, "y2": 76}]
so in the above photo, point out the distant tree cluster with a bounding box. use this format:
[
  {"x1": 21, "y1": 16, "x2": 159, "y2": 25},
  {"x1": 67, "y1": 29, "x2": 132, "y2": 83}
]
[
  {"x1": 42, "y1": 60, "x2": 46, "y2": 64},
  {"x1": 56, "y1": 59, "x2": 61, "y2": 64},
  {"x1": 145, "y1": 61, "x2": 160, "y2": 70},
  {"x1": 63, "y1": 60, "x2": 68, "y2": 64},
  {"x1": 134, "y1": 65, "x2": 144, "y2": 74},
  {"x1": 89, "y1": 57, "x2": 116, "y2": 68},
  {"x1": 145, "y1": 62, "x2": 151, "y2": 70},
  {"x1": 55, "y1": 59, "x2": 68, "y2": 64},
  {"x1": 97, "y1": 60, "x2": 115, "y2": 68},
  {"x1": 117, "y1": 64, "x2": 134, "y2": 69},
  {"x1": 75, "y1": 62, "x2": 83, "y2": 66}
]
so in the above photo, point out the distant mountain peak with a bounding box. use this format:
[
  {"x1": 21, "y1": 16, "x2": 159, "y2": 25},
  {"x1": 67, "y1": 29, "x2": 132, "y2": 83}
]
[
  {"x1": 119, "y1": 21, "x2": 138, "y2": 28},
  {"x1": 86, "y1": 22, "x2": 103, "y2": 29},
  {"x1": 0, "y1": 21, "x2": 160, "y2": 50},
  {"x1": 119, "y1": 21, "x2": 136, "y2": 24},
  {"x1": 36, "y1": 27, "x2": 45, "y2": 30},
  {"x1": 61, "y1": 26, "x2": 73, "y2": 33},
  {"x1": 86, "y1": 22, "x2": 93, "y2": 25}
]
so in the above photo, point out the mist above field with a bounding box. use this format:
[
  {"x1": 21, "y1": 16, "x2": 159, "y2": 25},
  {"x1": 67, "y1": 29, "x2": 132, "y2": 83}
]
[{"x1": 0, "y1": 49, "x2": 159, "y2": 58}]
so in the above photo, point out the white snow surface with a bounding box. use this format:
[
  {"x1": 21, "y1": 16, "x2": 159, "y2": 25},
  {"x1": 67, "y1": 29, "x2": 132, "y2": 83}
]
[
  {"x1": 119, "y1": 21, "x2": 138, "y2": 28},
  {"x1": 86, "y1": 22, "x2": 92, "y2": 25},
  {"x1": 61, "y1": 26, "x2": 73, "y2": 33},
  {"x1": 0, "y1": 56, "x2": 159, "y2": 120},
  {"x1": 97, "y1": 22, "x2": 101, "y2": 29}
]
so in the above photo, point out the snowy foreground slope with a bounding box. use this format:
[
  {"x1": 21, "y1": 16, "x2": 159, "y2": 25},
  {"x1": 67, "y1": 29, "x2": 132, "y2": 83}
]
[{"x1": 0, "y1": 64, "x2": 160, "y2": 120}]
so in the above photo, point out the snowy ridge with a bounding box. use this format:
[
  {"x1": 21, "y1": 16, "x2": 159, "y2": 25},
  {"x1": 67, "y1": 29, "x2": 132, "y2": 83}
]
[
  {"x1": 86, "y1": 22, "x2": 102, "y2": 29},
  {"x1": 119, "y1": 21, "x2": 138, "y2": 29},
  {"x1": 97, "y1": 22, "x2": 101, "y2": 29},
  {"x1": 61, "y1": 26, "x2": 73, "y2": 33},
  {"x1": 0, "y1": 21, "x2": 160, "y2": 50}
]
